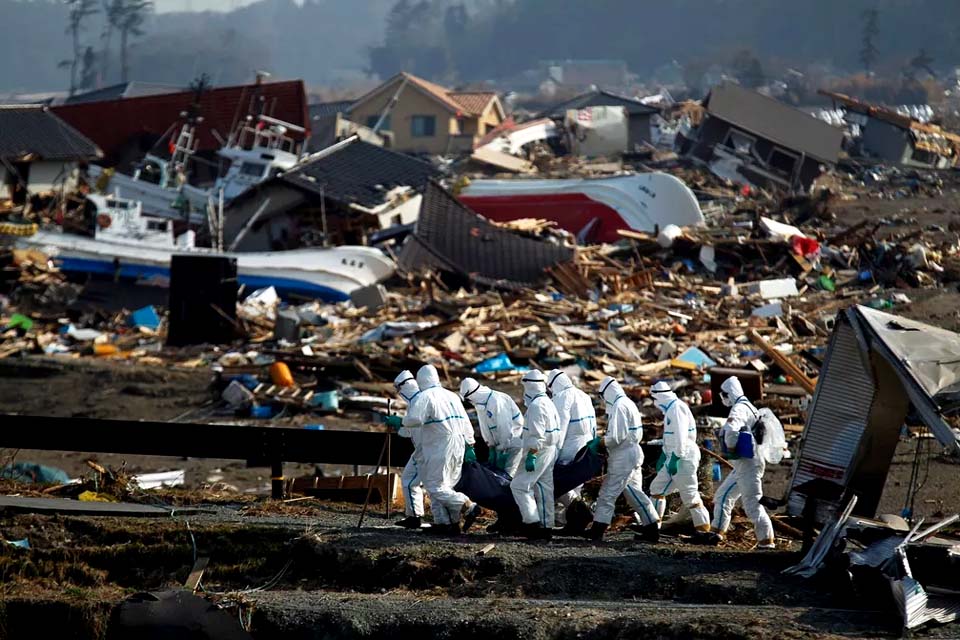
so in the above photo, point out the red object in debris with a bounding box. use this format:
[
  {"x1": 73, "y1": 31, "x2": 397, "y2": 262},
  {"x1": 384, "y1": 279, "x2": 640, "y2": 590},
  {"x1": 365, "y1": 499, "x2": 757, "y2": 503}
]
[
  {"x1": 740, "y1": 184, "x2": 752, "y2": 197},
  {"x1": 790, "y1": 235, "x2": 820, "y2": 257},
  {"x1": 459, "y1": 193, "x2": 627, "y2": 243},
  {"x1": 702, "y1": 389, "x2": 713, "y2": 404}
]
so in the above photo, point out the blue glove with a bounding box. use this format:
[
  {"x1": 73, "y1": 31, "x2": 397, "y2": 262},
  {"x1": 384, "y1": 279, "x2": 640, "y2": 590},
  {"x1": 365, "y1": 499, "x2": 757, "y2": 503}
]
[
  {"x1": 656, "y1": 451, "x2": 667, "y2": 471},
  {"x1": 383, "y1": 415, "x2": 402, "y2": 430},
  {"x1": 464, "y1": 445, "x2": 477, "y2": 464},
  {"x1": 586, "y1": 436, "x2": 603, "y2": 455},
  {"x1": 487, "y1": 445, "x2": 498, "y2": 465},
  {"x1": 667, "y1": 453, "x2": 680, "y2": 476},
  {"x1": 524, "y1": 451, "x2": 537, "y2": 472}
]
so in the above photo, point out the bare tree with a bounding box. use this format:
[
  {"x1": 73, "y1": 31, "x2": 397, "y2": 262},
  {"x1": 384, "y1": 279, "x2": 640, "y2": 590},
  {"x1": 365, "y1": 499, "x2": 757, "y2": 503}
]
[
  {"x1": 108, "y1": 0, "x2": 154, "y2": 83},
  {"x1": 60, "y1": 0, "x2": 98, "y2": 96}
]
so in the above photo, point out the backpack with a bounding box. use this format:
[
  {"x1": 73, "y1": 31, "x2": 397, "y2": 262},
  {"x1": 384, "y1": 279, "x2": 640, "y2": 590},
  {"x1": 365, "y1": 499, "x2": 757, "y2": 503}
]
[{"x1": 754, "y1": 408, "x2": 787, "y2": 464}]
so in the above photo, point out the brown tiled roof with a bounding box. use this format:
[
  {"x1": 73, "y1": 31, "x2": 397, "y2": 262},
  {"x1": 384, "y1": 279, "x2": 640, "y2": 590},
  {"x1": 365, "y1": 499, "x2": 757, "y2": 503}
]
[
  {"x1": 354, "y1": 73, "x2": 498, "y2": 118},
  {"x1": 448, "y1": 91, "x2": 497, "y2": 117}
]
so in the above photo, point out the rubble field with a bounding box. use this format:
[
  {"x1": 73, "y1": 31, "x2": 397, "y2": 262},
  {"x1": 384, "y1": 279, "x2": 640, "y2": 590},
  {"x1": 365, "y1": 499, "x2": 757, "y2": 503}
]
[{"x1": 1, "y1": 503, "x2": 955, "y2": 640}]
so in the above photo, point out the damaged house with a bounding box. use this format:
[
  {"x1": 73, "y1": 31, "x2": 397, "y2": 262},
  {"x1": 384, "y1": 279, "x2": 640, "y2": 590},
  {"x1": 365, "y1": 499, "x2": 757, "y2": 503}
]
[
  {"x1": 346, "y1": 73, "x2": 505, "y2": 155},
  {"x1": 0, "y1": 105, "x2": 101, "y2": 204},
  {"x1": 399, "y1": 181, "x2": 574, "y2": 290},
  {"x1": 222, "y1": 136, "x2": 439, "y2": 251},
  {"x1": 681, "y1": 83, "x2": 843, "y2": 192},
  {"x1": 820, "y1": 90, "x2": 960, "y2": 169},
  {"x1": 541, "y1": 89, "x2": 660, "y2": 150}
]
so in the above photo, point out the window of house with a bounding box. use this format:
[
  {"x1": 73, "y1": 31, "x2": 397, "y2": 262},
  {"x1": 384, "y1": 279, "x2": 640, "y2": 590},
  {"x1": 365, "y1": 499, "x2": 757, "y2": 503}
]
[
  {"x1": 146, "y1": 220, "x2": 168, "y2": 232},
  {"x1": 723, "y1": 130, "x2": 755, "y2": 154},
  {"x1": 910, "y1": 147, "x2": 937, "y2": 166},
  {"x1": 366, "y1": 115, "x2": 391, "y2": 131},
  {"x1": 768, "y1": 147, "x2": 799, "y2": 175},
  {"x1": 411, "y1": 115, "x2": 436, "y2": 137},
  {"x1": 240, "y1": 162, "x2": 266, "y2": 177}
]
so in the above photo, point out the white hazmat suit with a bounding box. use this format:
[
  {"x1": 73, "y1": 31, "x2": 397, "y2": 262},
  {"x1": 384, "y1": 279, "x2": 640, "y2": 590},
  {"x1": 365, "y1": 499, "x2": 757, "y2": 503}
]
[
  {"x1": 459, "y1": 377, "x2": 524, "y2": 477},
  {"x1": 394, "y1": 370, "x2": 425, "y2": 520},
  {"x1": 647, "y1": 381, "x2": 711, "y2": 532},
  {"x1": 712, "y1": 376, "x2": 774, "y2": 547},
  {"x1": 510, "y1": 370, "x2": 562, "y2": 532},
  {"x1": 402, "y1": 365, "x2": 476, "y2": 528},
  {"x1": 592, "y1": 377, "x2": 659, "y2": 527},
  {"x1": 548, "y1": 370, "x2": 597, "y2": 525}
]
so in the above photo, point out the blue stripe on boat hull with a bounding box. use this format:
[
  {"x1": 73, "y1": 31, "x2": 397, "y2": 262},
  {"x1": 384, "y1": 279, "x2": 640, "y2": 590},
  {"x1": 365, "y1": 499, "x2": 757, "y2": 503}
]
[{"x1": 57, "y1": 257, "x2": 350, "y2": 302}]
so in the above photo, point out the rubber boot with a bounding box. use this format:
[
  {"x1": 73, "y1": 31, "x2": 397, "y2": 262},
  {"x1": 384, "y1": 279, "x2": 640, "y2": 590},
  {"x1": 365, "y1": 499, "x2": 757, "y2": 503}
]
[
  {"x1": 522, "y1": 522, "x2": 551, "y2": 541},
  {"x1": 692, "y1": 530, "x2": 722, "y2": 546},
  {"x1": 396, "y1": 515, "x2": 422, "y2": 529},
  {"x1": 757, "y1": 538, "x2": 776, "y2": 550},
  {"x1": 462, "y1": 504, "x2": 482, "y2": 533},
  {"x1": 630, "y1": 523, "x2": 660, "y2": 543},
  {"x1": 583, "y1": 522, "x2": 608, "y2": 541}
]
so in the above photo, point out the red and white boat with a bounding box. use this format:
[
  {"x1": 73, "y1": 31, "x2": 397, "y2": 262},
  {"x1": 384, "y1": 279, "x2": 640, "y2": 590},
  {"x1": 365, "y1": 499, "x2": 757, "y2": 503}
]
[{"x1": 458, "y1": 173, "x2": 704, "y2": 243}]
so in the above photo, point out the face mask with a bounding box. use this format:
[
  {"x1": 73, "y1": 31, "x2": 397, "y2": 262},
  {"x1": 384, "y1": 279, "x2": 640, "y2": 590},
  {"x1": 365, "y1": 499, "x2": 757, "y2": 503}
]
[{"x1": 721, "y1": 392, "x2": 732, "y2": 407}]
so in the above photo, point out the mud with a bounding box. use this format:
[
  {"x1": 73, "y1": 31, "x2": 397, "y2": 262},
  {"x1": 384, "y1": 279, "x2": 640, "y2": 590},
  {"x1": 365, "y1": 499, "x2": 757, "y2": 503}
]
[{"x1": 0, "y1": 502, "x2": 951, "y2": 639}]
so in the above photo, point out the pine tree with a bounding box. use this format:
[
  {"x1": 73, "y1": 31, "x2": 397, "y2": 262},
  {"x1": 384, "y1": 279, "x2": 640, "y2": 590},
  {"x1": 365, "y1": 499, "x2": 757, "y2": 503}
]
[{"x1": 860, "y1": 8, "x2": 879, "y2": 72}]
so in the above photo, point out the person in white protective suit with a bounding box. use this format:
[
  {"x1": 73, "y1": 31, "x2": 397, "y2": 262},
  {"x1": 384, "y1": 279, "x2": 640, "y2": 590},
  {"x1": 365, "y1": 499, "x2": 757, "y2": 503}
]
[
  {"x1": 391, "y1": 370, "x2": 427, "y2": 528},
  {"x1": 400, "y1": 364, "x2": 482, "y2": 534},
  {"x1": 510, "y1": 370, "x2": 562, "y2": 540},
  {"x1": 547, "y1": 370, "x2": 597, "y2": 530},
  {"x1": 647, "y1": 381, "x2": 713, "y2": 540},
  {"x1": 710, "y1": 375, "x2": 775, "y2": 549},
  {"x1": 459, "y1": 377, "x2": 524, "y2": 477},
  {"x1": 584, "y1": 376, "x2": 661, "y2": 542}
]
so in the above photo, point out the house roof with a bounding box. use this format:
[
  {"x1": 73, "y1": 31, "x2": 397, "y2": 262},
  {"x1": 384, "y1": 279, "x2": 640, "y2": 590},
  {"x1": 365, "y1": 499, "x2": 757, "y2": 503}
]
[
  {"x1": 704, "y1": 83, "x2": 843, "y2": 164},
  {"x1": 0, "y1": 105, "x2": 101, "y2": 162},
  {"x1": 448, "y1": 91, "x2": 498, "y2": 117},
  {"x1": 398, "y1": 181, "x2": 573, "y2": 288},
  {"x1": 351, "y1": 73, "x2": 500, "y2": 118},
  {"x1": 541, "y1": 89, "x2": 660, "y2": 118},
  {"x1": 309, "y1": 100, "x2": 356, "y2": 120},
  {"x1": 276, "y1": 136, "x2": 440, "y2": 209},
  {"x1": 52, "y1": 80, "x2": 309, "y2": 165},
  {"x1": 63, "y1": 82, "x2": 185, "y2": 105}
]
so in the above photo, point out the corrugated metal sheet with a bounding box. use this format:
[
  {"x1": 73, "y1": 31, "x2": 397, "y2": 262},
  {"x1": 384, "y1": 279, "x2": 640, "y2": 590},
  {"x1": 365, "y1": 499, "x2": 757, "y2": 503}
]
[{"x1": 787, "y1": 318, "x2": 876, "y2": 518}]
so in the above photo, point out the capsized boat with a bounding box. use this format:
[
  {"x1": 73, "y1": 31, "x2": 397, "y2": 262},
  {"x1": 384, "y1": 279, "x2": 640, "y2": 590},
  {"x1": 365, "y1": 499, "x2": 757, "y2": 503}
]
[
  {"x1": 458, "y1": 173, "x2": 704, "y2": 243},
  {"x1": 19, "y1": 194, "x2": 394, "y2": 302},
  {"x1": 89, "y1": 114, "x2": 304, "y2": 224}
]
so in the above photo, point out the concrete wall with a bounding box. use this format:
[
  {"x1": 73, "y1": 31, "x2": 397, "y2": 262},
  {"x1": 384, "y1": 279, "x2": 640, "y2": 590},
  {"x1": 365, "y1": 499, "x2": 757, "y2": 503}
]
[
  {"x1": 861, "y1": 119, "x2": 912, "y2": 164},
  {"x1": 27, "y1": 161, "x2": 76, "y2": 194},
  {"x1": 628, "y1": 113, "x2": 653, "y2": 148},
  {"x1": 2, "y1": 161, "x2": 76, "y2": 196}
]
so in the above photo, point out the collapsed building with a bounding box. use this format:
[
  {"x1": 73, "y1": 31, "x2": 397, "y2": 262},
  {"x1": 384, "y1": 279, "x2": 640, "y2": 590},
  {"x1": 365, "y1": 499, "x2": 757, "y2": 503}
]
[
  {"x1": 540, "y1": 89, "x2": 660, "y2": 151},
  {"x1": 820, "y1": 90, "x2": 960, "y2": 169},
  {"x1": 680, "y1": 83, "x2": 844, "y2": 192},
  {"x1": 0, "y1": 105, "x2": 102, "y2": 204},
  {"x1": 223, "y1": 136, "x2": 439, "y2": 250},
  {"x1": 785, "y1": 305, "x2": 960, "y2": 524}
]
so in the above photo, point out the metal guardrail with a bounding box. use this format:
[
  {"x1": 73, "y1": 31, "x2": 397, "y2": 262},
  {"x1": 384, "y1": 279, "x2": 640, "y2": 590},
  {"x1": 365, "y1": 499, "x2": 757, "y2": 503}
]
[{"x1": 0, "y1": 414, "x2": 414, "y2": 499}]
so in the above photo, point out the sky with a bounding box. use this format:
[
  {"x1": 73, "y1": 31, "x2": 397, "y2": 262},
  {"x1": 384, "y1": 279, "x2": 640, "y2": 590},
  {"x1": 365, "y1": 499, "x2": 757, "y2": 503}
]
[{"x1": 154, "y1": 0, "x2": 262, "y2": 12}]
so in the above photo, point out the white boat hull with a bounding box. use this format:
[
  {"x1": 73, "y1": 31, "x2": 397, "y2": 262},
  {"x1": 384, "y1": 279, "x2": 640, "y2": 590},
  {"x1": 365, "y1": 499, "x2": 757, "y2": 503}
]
[{"x1": 20, "y1": 232, "x2": 395, "y2": 302}]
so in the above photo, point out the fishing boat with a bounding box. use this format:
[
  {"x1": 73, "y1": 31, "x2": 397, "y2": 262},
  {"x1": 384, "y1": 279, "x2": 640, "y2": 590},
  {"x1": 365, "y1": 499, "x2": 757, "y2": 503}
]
[
  {"x1": 88, "y1": 114, "x2": 304, "y2": 224},
  {"x1": 19, "y1": 194, "x2": 394, "y2": 302},
  {"x1": 458, "y1": 173, "x2": 705, "y2": 243}
]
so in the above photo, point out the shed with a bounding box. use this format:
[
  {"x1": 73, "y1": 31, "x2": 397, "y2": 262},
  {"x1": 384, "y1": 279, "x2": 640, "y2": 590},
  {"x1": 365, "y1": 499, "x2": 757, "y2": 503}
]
[
  {"x1": 542, "y1": 89, "x2": 660, "y2": 149},
  {"x1": 786, "y1": 305, "x2": 960, "y2": 524}
]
